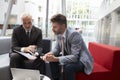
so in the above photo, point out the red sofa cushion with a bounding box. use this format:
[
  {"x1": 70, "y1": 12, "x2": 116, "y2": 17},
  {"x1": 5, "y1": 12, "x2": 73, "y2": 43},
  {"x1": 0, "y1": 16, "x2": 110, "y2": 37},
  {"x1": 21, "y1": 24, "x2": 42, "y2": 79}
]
[
  {"x1": 88, "y1": 42, "x2": 120, "y2": 70},
  {"x1": 93, "y1": 63, "x2": 110, "y2": 72},
  {"x1": 76, "y1": 62, "x2": 111, "y2": 80},
  {"x1": 76, "y1": 71, "x2": 112, "y2": 80},
  {"x1": 76, "y1": 42, "x2": 120, "y2": 80}
]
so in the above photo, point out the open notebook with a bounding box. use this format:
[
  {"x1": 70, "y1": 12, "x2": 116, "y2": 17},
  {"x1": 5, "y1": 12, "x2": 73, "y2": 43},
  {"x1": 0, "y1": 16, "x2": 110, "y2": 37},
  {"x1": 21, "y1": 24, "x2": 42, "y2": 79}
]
[
  {"x1": 11, "y1": 68, "x2": 40, "y2": 80},
  {"x1": 13, "y1": 50, "x2": 37, "y2": 60}
]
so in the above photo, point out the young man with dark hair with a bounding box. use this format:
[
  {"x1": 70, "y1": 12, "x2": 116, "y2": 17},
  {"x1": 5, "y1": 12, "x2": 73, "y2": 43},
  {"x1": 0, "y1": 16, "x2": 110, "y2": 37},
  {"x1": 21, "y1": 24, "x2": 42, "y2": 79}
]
[{"x1": 42, "y1": 14, "x2": 93, "y2": 80}]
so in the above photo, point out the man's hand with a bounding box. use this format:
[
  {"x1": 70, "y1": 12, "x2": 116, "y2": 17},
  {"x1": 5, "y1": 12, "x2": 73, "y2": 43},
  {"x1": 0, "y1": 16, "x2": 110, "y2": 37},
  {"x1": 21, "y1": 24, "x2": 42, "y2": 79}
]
[
  {"x1": 42, "y1": 52, "x2": 53, "y2": 61},
  {"x1": 23, "y1": 45, "x2": 37, "y2": 54},
  {"x1": 46, "y1": 54, "x2": 59, "y2": 62},
  {"x1": 42, "y1": 52, "x2": 59, "y2": 62}
]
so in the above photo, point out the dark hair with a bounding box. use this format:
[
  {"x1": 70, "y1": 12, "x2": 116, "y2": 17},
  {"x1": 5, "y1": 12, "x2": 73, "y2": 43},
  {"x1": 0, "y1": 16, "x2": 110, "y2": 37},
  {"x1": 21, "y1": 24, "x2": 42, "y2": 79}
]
[{"x1": 50, "y1": 14, "x2": 67, "y2": 27}]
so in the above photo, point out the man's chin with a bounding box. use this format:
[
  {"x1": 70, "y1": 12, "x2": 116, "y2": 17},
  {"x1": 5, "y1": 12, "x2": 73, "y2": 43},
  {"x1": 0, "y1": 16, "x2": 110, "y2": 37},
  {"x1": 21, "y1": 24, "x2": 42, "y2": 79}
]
[
  {"x1": 24, "y1": 27, "x2": 31, "y2": 31},
  {"x1": 54, "y1": 33, "x2": 60, "y2": 35},
  {"x1": 54, "y1": 33, "x2": 58, "y2": 35}
]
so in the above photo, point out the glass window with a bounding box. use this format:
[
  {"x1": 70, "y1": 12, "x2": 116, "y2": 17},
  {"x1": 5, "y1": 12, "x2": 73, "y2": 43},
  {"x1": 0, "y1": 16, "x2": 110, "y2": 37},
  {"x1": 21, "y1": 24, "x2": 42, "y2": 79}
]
[
  {"x1": 13, "y1": 0, "x2": 17, "y2": 4},
  {"x1": 4, "y1": 13, "x2": 17, "y2": 24},
  {"x1": 38, "y1": 6, "x2": 41, "y2": 12},
  {"x1": 4, "y1": 0, "x2": 8, "y2": 2},
  {"x1": 5, "y1": 0, "x2": 17, "y2": 4}
]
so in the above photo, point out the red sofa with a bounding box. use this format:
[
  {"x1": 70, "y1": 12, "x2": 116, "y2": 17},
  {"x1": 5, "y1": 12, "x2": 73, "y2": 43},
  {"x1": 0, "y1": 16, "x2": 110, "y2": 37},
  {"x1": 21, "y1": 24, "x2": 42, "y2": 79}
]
[{"x1": 76, "y1": 42, "x2": 120, "y2": 80}]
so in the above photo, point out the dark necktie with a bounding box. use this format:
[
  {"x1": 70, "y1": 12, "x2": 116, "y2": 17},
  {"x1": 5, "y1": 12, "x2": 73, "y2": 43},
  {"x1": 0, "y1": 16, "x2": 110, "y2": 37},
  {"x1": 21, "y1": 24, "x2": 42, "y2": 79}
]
[{"x1": 26, "y1": 31, "x2": 30, "y2": 38}]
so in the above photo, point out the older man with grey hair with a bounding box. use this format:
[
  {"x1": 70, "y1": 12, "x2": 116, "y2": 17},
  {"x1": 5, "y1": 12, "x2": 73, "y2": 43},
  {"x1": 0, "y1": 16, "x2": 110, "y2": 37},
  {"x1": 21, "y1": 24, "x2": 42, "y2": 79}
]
[{"x1": 10, "y1": 12, "x2": 45, "y2": 75}]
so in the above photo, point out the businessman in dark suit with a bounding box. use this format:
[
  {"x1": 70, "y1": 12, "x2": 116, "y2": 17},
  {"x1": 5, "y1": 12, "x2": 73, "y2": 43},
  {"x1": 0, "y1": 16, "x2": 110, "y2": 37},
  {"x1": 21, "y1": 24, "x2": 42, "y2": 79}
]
[
  {"x1": 10, "y1": 13, "x2": 45, "y2": 74},
  {"x1": 42, "y1": 14, "x2": 93, "y2": 80}
]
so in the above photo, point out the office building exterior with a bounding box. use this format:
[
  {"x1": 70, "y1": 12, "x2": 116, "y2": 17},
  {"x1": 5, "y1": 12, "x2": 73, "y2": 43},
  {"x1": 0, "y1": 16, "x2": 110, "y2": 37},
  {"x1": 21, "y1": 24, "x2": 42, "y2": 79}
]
[{"x1": 97, "y1": 0, "x2": 120, "y2": 47}]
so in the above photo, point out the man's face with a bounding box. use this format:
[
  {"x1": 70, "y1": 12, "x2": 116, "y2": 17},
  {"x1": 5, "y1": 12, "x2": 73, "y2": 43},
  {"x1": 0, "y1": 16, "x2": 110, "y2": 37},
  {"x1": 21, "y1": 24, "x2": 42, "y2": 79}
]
[
  {"x1": 22, "y1": 17, "x2": 32, "y2": 30},
  {"x1": 52, "y1": 22, "x2": 63, "y2": 35}
]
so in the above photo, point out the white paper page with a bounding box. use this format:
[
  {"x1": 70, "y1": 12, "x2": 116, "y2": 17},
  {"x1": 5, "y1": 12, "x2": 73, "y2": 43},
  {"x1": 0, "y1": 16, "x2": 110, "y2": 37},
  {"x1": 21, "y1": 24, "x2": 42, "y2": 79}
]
[{"x1": 13, "y1": 50, "x2": 37, "y2": 60}]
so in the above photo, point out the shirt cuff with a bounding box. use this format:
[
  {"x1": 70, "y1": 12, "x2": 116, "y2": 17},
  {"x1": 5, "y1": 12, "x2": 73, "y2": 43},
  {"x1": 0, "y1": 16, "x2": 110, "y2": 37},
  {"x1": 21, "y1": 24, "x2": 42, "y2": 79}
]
[
  {"x1": 58, "y1": 56, "x2": 64, "y2": 65},
  {"x1": 21, "y1": 47, "x2": 25, "y2": 52}
]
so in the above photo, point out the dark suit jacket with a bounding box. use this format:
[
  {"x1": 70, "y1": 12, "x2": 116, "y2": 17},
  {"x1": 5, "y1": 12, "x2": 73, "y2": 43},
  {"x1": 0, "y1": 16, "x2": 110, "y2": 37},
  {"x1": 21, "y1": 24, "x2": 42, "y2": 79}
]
[{"x1": 11, "y1": 25, "x2": 43, "y2": 55}]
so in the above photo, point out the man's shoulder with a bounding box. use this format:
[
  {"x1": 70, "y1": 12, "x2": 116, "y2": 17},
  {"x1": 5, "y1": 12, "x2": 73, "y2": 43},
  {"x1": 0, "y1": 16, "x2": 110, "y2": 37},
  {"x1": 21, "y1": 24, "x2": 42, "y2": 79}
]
[
  {"x1": 32, "y1": 26, "x2": 41, "y2": 31},
  {"x1": 67, "y1": 27, "x2": 79, "y2": 36}
]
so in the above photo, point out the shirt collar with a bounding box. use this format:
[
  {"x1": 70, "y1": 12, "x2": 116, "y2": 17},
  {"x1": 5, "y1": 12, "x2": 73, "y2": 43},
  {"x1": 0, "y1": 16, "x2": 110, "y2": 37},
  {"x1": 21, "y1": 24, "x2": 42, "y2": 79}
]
[
  {"x1": 62, "y1": 29, "x2": 66, "y2": 38},
  {"x1": 23, "y1": 26, "x2": 32, "y2": 33}
]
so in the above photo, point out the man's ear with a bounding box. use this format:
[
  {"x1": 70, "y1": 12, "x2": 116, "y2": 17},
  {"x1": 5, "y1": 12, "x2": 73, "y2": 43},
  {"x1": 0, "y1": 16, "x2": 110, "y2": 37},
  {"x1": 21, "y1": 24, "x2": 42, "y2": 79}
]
[{"x1": 62, "y1": 24, "x2": 66, "y2": 28}]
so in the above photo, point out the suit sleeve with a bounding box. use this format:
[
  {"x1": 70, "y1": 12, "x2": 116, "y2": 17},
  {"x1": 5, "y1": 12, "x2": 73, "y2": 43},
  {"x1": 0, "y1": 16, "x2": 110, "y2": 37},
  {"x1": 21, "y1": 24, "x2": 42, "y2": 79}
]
[
  {"x1": 59, "y1": 32, "x2": 83, "y2": 64},
  {"x1": 36, "y1": 29, "x2": 43, "y2": 55},
  {"x1": 51, "y1": 36, "x2": 61, "y2": 56},
  {"x1": 11, "y1": 28, "x2": 21, "y2": 51}
]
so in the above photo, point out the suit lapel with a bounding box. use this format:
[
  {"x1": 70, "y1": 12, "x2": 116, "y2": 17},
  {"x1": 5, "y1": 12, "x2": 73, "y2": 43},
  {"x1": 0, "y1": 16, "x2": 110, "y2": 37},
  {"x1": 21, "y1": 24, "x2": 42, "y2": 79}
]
[
  {"x1": 64, "y1": 28, "x2": 69, "y2": 52},
  {"x1": 19, "y1": 26, "x2": 30, "y2": 45},
  {"x1": 57, "y1": 35, "x2": 62, "y2": 49},
  {"x1": 58, "y1": 28, "x2": 69, "y2": 53},
  {"x1": 20, "y1": 26, "x2": 28, "y2": 40},
  {"x1": 29, "y1": 26, "x2": 35, "y2": 42}
]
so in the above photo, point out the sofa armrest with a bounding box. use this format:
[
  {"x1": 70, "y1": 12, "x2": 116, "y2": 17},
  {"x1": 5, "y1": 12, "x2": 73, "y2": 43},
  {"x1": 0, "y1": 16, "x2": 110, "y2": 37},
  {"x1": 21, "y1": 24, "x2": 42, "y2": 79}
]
[
  {"x1": 89, "y1": 42, "x2": 120, "y2": 70},
  {"x1": 0, "y1": 37, "x2": 52, "y2": 55},
  {"x1": 42, "y1": 39, "x2": 52, "y2": 54},
  {"x1": 0, "y1": 37, "x2": 11, "y2": 55}
]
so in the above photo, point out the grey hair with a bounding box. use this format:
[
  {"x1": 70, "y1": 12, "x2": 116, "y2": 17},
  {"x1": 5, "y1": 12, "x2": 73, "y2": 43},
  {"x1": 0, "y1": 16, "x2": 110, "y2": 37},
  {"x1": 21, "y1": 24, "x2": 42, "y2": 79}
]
[{"x1": 21, "y1": 12, "x2": 32, "y2": 20}]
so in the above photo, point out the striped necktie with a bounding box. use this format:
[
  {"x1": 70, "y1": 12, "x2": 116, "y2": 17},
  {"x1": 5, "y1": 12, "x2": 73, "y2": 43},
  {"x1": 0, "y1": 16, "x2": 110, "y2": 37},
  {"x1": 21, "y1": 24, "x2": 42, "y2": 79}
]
[
  {"x1": 61, "y1": 36, "x2": 64, "y2": 73},
  {"x1": 61, "y1": 36, "x2": 65, "y2": 56}
]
